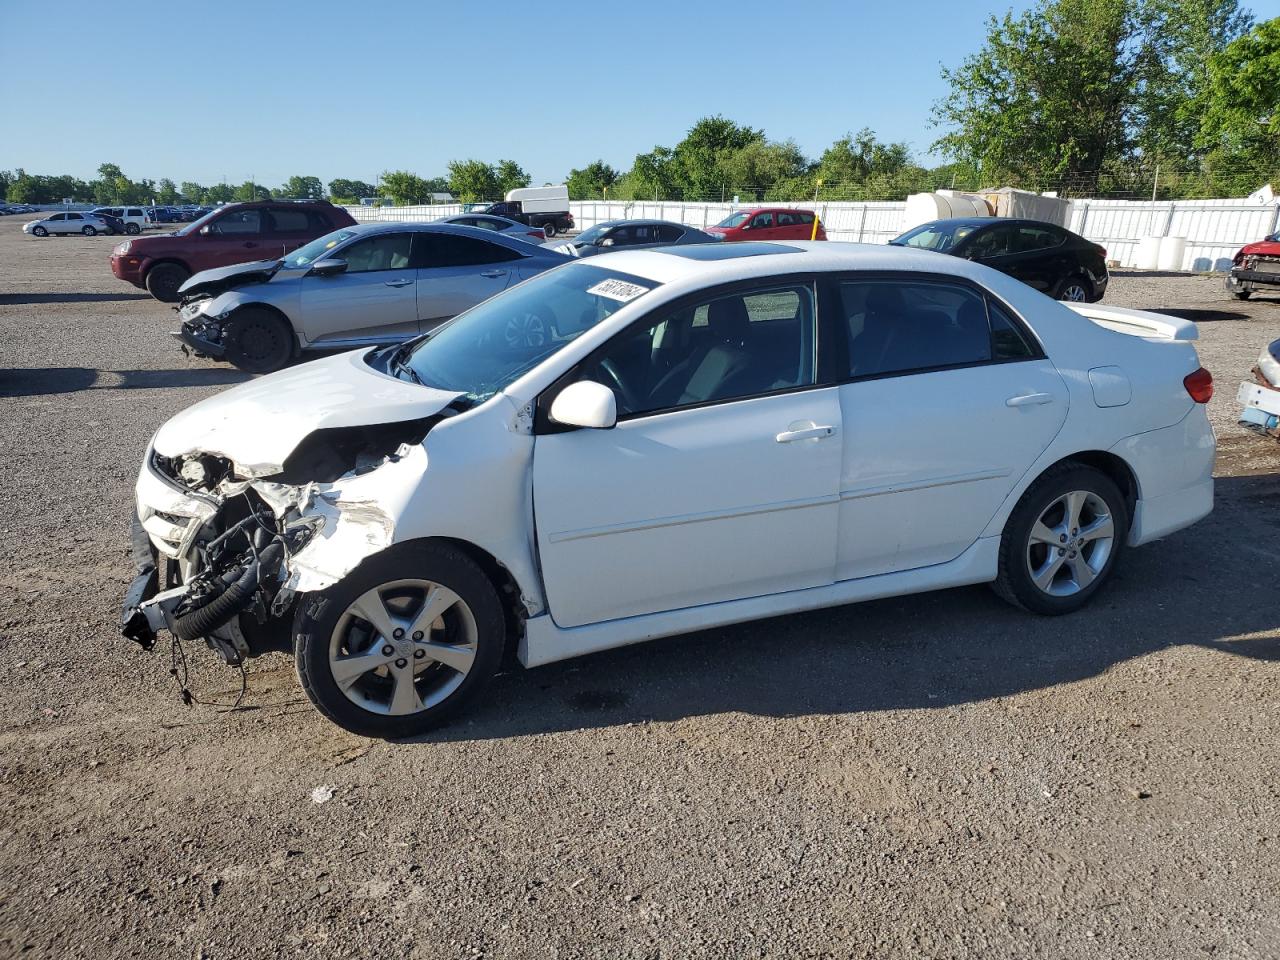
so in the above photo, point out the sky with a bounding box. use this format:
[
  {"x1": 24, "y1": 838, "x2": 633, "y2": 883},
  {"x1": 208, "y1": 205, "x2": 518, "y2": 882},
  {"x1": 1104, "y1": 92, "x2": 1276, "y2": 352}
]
[{"x1": 3, "y1": 0, "x2": 1278, "y2": 190}]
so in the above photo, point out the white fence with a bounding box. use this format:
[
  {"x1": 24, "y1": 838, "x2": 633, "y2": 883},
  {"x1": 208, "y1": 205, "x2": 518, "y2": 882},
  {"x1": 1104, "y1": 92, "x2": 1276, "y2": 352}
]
[{"x1": 345, "y1": 196, "x2": 1280, "y2": 272}]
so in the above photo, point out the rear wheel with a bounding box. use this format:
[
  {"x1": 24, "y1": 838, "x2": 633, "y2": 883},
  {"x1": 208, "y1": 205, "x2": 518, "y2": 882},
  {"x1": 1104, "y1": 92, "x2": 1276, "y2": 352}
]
[
  {"x1": 1233, "y1": 290, "x2": 1251, "y2": 301},
  {"x1": 993, "y1": 464, "x2": 1127, "y2": 615},
  {"x1": 145, "y1": 263, "x2": 189, "y2": 302},
  {"x1": 295, "y1": 542, "x2": 505, "y2": 738},
  {"x1": 543, "y1": 221, "x2": 557, "y2": 238},
  {"x1": 1054, "y1": 274, "x2": 1092, "y2": 302},
  {"x1": 82, "y1": 225, "x2": 96, "y2": 236},
  {"x1": 125, "y1": 222, "x2": 141, "y2": 235},
  {"x1": 31, "y1": 226, "x2": 47, "y2": 237},
  {"x1": 222, "y1": 307, "x2": 295, "y2": 373}
]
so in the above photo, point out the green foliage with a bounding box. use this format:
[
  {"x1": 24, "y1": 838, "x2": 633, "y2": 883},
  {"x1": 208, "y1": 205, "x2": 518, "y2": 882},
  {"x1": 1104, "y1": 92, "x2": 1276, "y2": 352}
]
[
  {"x1": 280, "y1": 175, "x2": 323, "y2": 199},
  {"x1": 495, "y1": 160, "x2": 530, "y2": 195},
  {"x1": 327, "y1": 178, "x2": 377, "y2": 202},
  {"x1": 205, "y1": 183, "x2": 235, "y2": 204},
  {"x1": 231, "y1": 181, "x2": 271, "y2": 202},
  {"x1": 721, "y1": 140, "x2": 811, "y2": 200},
  {"x1": 378, "y1": 170, "x2": 433, "y2": 205},
  {"x1": 1195, "y1": 15, "x2": 1280, "y2": 184},
  {"x1": 156, "y1": 179, "x2": 180, "y2": 204},
  {"x1": 446, "y1": 160, "x2": 500, "y2": 202},
  {"x1": 565, "y1": 160, "x2": 619, "y2": 199},
  {"x1": 180, "y1": 181, "x2": 205, "y2": 203}
]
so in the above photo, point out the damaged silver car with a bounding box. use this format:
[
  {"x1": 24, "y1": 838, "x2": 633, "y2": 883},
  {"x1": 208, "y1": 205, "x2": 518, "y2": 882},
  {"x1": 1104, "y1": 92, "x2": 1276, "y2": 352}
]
[{"x1": 1237, "y1": 338, "x2": 1280, "y2": 438}]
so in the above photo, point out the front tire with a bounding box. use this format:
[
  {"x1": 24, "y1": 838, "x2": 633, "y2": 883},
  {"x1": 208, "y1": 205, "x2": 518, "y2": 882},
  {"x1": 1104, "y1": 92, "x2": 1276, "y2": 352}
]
[
  {"x1": 145, "y1": 262, "x2": 189, "y2": 302},
  {"x1": 543, "y1": 222, "x2": 557, "y2": 238},
  {"x1": 32, "y1": 226, "x2": 47, "y2": 237},
  {"x1": 221, "y1": 307, "x2": 295, "y2": 373},
  {"x1": 295, "y1": 542, "x2": 506, "y2": 738},
  {"x1": 993, "y1": 463, "x2": 1128, "y2": 615}
]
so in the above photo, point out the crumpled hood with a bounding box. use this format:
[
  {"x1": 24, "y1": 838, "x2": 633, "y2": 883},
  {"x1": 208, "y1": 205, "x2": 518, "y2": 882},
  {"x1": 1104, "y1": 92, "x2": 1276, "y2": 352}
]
[
  {"x1": 178, "y1": 259, "x2": 281, "y2": 299},
  {"x1": 152, "y1": 349, "x2": 463, "y2": 476},
  {"x1": 1241, "y1": 239, "x2": 1280, "y2": 258}
]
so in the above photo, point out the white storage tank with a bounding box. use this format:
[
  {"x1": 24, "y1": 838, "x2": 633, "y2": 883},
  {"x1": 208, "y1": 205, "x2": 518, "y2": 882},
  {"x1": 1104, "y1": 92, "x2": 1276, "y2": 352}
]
[
  {"x1": 1135, "y1": 236, "x2": 1163, "y2": 270},
  {"x1": 901, "y1": 191, "x2": 992, "y2": 232},
  {"x1": 1158, "y1": 236, "x2": 1187, "y2": 271}
]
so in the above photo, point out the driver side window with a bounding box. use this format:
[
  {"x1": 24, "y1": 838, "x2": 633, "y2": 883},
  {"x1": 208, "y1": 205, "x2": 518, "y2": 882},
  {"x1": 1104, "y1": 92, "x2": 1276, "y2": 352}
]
[{"x1": 580, "y1": 284, "x2": 816, "y2": 419}]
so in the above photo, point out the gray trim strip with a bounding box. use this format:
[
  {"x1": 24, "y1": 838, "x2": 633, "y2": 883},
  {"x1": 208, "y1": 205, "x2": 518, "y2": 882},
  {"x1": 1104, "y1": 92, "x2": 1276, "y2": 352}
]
[
  {"x1": 547, "y1": 493, "x2": 839, "y2": 544},
  {"x1": 839, "y1": 468, "x2": 1011, "y2": 501}
]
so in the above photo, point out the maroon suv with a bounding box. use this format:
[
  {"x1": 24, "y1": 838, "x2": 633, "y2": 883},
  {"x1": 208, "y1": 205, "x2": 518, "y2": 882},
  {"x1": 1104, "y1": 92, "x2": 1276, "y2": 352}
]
[{"x1": 111, "y1": 200, "x2": 357, "y2": 302}]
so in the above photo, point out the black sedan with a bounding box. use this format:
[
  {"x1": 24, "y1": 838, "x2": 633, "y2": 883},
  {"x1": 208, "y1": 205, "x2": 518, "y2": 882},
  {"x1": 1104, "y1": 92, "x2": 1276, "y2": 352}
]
[
  {"x1": 890, "y1": 217, "x2": 1109, "y2": 302},
  {"x1": 543, "y1": 219, "x2": 719, "y2": 258}
]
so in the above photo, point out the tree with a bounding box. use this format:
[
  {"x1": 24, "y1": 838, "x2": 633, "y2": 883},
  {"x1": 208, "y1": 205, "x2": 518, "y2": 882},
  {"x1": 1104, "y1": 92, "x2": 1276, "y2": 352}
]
[
  {"x1": 932, "y1": 0, "x2": 1256, "y2": 194},
  {"x1": 328, "y1": 178, "x2": 377, "y2": 202},
  {"x1": 446, "y1": 160, "x2": 500, "y2": 201},
  {"x1": 232, "y1": 181, "x2": 271, "y2": 202},
  {"x1": 205, "y1": 183, "x2": 234, "y2": 204},
  {"x1": 280, "y1": 175, "x2": 323, "y2": 199},
  {"x1": 0, "y1": 170, "x2": 13, "y2": 202},
  {"x1": 671, "y1": 116, "x2": 764, "y2": 199},
  {"x1": 379, "y1": 170, "x2": 433, "y2": 205},
  {"x1": 722, "y1": 139, "x2": 811, "y2": 199},
  {"x1": 180, "y1": 181, "x2": 206, "y2": 203},
  {"x1": 629, "y1": 146, "x2": 679, "y2": 200},
  {"x1": 156, "y1": 178, "x2": 180, "y2": 204},
  {"x1": 495, "y1": 160, "x2": 530, "y2": 195},
  {"x1": 565, "y1": 160, "x2": 619, "y2": 199}
]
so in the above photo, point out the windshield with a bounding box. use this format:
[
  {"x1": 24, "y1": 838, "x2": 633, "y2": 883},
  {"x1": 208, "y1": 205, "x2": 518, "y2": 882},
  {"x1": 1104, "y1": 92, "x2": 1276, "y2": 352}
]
[
  {"x1": 283, "y1": 229, "x2": 357, "y2": 268},
  {"x1": 572, "y1": 224, "x2": 613, "y2": 245},
  {"x1": 890, "y1": 222, "x2": 980, "y2": 252},
  {"x1": 403, "y1": 262, "x2": 659, "y2": 406},
  {"x1": 175, "y1": 207, "x2": 224, "y2": 236},
  {"x1": 715, "y1": 212, "x2": 750, "y2": 229}
]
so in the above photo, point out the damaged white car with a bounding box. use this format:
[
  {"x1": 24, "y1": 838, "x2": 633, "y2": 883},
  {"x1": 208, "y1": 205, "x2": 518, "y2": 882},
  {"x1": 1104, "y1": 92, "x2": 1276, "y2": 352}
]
[
  {"x1": 123, "y1": 243, "x2": 1216, "y2": 737},
  {"x1": 1237, "y1": 338, "x2": 1280, "y2": 438}
]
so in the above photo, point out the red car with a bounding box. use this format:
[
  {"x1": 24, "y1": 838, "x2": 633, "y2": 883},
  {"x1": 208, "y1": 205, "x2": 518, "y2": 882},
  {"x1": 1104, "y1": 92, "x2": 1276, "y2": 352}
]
[
  {"x1": 1226, "y1": 231, "x2": 1280, "y2": 300},
  {"x1": 111, "y1": 200, "x2": 357, "y2": 302},
  {"x1": 705, "y1": 207, "x2": 827, "y2": 242}
]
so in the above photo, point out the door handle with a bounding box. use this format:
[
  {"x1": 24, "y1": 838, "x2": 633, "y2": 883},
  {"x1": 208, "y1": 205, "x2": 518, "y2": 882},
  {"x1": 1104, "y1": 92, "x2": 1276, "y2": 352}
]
[
  {"x1": 480, "y1": 269, "x2": 506, "y2": 278},
  {"x1": 243, "y1": 241, "x2": 258, "y2": 248},
  {"x1": 776, "y1": 425, "x2": 836, "y2": 443},
  {"x1": 384, "y1": 278, "x2": 414, "y2": 287},
  {"x1": 1005, "y1": 392, "x2": 1054, "y2": 407}
]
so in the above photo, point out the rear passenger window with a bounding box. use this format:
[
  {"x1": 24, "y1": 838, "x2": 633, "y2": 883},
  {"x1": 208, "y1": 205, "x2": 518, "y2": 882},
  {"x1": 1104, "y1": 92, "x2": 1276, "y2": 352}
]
[
  {"x1": 839, "y1": 281, "x2": 995, "y2": 378},
  {"x1": 799, "y1": 212, "x2": 815, "y2": 224},
  {"x1": 415, "y1": 233, "x2": 522, "y2": 267},
  {"x1": 269, "y1": 208, "x2": 311, "y2": 232},
  {"x1": 776, "y1": 212, "x2": 798, "y2": 226},
  {"x1": 656, "y1": 224, "x2": 684, "y2": 243},
  {"x1": 988, "y1": 300, "x2": 1036, "y2": 359}
]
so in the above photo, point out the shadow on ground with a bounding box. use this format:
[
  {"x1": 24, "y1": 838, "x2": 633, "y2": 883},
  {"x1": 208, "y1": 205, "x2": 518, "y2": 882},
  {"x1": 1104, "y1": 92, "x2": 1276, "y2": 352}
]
[
  {"x1": 0, "y1": 367, "x2": 251, "y2": 397},
  {"x1": 398, "y1": 473, "x2": 1280, "y2": 744},
  {"x1": 0, "y1": 292, "x2": 152, "y2": 305},
  {"x1": 1155, "y1": 307, "x2": 1251, "y2": 322}
]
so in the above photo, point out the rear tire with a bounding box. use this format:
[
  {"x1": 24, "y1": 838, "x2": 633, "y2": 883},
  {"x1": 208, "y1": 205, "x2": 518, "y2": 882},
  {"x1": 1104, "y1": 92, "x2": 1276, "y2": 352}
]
[
  {"x1": 1054, "y1": 274, "x2": 1092, "y2": 302},
  {"x1": 295, "y1": 541, "x2": 505, "y2": 738},
  {"x1": 543, "y1": 222, "x2": 557, "y2": 238},
  {"x1": 1233, "y1": 290, "x2": 1251, "y2": 301},
  {"x1": 125, "y1": 223, "x2": 141, "y2": 235},
  {"x1": 82, "y1": 225, "x2": 96, "y2": 236},
  {"x1": 222, "y1": 307, "x2": 295, "y2": 373},
  {"x1": 992, "y1": 463, "x2": 1128, "y2": 615},
  {"x1": 145, "y1": 263, "x2": 189, "y2": 302}
]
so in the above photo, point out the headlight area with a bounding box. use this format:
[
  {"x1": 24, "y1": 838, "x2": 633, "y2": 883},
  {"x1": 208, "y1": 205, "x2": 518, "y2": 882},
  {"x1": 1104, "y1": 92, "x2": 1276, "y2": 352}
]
[
  {"x1": 176, "y1": 302, "x2": 229, "y2": 358},
  {"x1": 122, "y1": 485, "x2": 323, "y2": 667}
]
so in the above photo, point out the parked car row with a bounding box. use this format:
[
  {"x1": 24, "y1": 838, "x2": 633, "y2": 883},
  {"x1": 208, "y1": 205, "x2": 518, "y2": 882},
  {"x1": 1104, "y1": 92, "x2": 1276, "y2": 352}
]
[{"x1": 121, "y1": 239, "x2": 1217, "y2": 736}]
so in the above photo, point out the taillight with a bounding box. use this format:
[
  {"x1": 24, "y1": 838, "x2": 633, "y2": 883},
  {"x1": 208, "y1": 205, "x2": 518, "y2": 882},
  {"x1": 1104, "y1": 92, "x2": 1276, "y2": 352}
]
[
  {"x1": 1097, "y1": 245, "x2": 1107, "y2": 259},
  {"x1": 1184, "y1": 367, "x2": 1213, "y2": 403}
]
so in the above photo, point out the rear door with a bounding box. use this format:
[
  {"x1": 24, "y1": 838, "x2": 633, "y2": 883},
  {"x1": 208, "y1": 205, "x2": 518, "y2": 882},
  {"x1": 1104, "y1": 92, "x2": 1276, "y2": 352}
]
[
  {"x1": 297, "y1": 231, "x2": 418, "y2": 345},
  {"x1": 263, "y1": 206, "x2": 324, "y2": 259},
  {"x1": 775, "y1": 210, "x2": 805, "y2": 239},
  {"x1": 829, "y1": 275, "x2": 1068, "y2": 580},
  {"x1": 412, "y1": 232, "x2": 523, "y2": 332},
  {"x1": 969, "y1": 224, "x2": 1067, "y2": 292}
]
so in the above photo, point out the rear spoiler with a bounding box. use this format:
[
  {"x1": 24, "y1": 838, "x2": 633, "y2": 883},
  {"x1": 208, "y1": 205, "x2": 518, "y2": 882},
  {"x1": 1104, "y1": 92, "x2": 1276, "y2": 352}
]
[{"x1": 1065, "y1": 303, "x2": 1198, "y2": 342}]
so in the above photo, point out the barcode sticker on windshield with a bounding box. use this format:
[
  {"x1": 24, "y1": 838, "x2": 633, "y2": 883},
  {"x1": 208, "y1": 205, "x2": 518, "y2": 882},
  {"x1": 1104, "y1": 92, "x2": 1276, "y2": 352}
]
[{"x1": 587, "y1": 279, "x2": 650, "y2": 302}]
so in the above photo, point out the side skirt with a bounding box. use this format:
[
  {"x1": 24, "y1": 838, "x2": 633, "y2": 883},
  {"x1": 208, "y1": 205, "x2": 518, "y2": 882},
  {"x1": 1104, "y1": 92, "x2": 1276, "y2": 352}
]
[{"x1": 519, "y1": 536, "x2": 1001, "y2": 668}]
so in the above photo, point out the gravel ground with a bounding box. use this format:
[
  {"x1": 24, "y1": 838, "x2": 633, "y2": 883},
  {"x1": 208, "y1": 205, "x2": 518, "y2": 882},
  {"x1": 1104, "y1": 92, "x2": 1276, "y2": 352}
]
[{"x1": 1, "y1": 218, "x2": 1279, "y2": 959}]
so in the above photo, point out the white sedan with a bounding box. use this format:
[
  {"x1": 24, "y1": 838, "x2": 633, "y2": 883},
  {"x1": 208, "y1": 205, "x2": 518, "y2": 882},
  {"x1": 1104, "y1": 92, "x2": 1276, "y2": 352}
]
[
  {"x1": 122, "y1": 242, "x2": 1216, "y2": 736},
  {"x1": 23, "y1": 211, "x2": 112, "y2": 236}
]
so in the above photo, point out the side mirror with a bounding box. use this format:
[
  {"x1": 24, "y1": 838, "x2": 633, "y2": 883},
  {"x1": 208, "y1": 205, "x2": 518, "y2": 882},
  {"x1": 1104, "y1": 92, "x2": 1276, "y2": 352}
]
[
  {"x1": 550, "y1": 380, "x2": 617, "y2": 430},
  {"x1": 598, "y1": 237, "x2": 615, "y2": 247},
  {"x1": 199, "y1": 225, "x2": 212, "y2": 236},
  {"x1": 310, "y1": 258, "x2": 348, "y2": 277}
]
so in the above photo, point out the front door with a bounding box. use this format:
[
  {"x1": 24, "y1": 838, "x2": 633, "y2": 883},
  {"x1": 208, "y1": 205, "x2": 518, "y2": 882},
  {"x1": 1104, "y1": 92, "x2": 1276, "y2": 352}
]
[
  {"x1": 201, "y1": 207, "x2": 265, "y2": 267},
  {"x1": 830, "y1": 276, "x2": 1068, "y2": 580},
  {"x1": 298, "y1": 231, "x2": 418, "y2": 345},
  {"x1": 533, "y1": 281, "x2": 842, "y2": 628}
]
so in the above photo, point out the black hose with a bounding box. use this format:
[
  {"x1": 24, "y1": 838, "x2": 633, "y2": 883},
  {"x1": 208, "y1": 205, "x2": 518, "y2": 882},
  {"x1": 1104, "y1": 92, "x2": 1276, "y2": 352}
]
[{"x1": 171, "y1": 541, "x2": 283, "y2": 641}]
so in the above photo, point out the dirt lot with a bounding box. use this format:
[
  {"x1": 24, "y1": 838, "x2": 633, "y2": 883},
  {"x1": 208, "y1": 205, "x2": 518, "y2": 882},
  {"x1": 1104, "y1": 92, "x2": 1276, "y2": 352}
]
[{"x1": 1, "y1": 217, "x2": 1278, "y2": 959}]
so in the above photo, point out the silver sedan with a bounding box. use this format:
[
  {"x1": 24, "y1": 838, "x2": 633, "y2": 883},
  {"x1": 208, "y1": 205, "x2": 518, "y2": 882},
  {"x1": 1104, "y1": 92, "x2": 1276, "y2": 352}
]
[
  {"x1": 544, "y1": 219, "x2": 719, "y2": 258},
  {"x1": 173, "y1": 222, "x2": 571, "y2": 372},
  {"x1": 435, "y1": 213, "x2": 548, "y2": 244}
]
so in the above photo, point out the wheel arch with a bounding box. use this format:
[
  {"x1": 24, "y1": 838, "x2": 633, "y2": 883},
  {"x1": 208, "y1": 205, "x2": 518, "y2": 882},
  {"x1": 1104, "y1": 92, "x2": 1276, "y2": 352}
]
[
  {"x1": 143, "y1": 256, "x2": 192, "y2": 278},
  {"x1": 1026, "y1": 450, "x2": 1139, "y2": 521}
]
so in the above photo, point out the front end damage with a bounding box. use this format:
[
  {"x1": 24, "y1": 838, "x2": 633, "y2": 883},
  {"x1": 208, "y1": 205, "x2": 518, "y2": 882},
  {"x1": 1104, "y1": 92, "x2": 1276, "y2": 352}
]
[
  {"x1": 1237, "y1": 338, "x2": 1280, "y2": 440},
  {"x1": 121, "y1": 418, "x2": 437, "y2": 666}
]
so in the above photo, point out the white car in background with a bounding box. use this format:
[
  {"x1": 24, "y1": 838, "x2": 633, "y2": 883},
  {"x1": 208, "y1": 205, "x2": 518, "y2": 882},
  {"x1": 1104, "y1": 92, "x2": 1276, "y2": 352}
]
[
  {"x1": 91, "y1": 206, "x2": 152, "y2": 235},
  {"x1": 23, "y1": 211, "x2": 112, "y2": 236},
  {"x1": 122, "y1": 241, "x2": 1216, "y2": 737}
]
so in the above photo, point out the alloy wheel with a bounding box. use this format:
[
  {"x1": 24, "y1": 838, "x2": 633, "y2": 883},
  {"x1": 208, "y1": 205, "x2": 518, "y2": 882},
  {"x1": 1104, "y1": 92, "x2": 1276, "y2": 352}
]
[
  {"x1": 1025, "y1": 490, "x2": 1115, "y2": 597},
  {"x1": 504, "y1": 311, "x2": 548, "y2": 348},
  {"x1": 1060, "y1": 282, "x2": 1088, "y2": 302},
  {"x1": 328, "y1": 578, "x2": 478, "y2": 716}
]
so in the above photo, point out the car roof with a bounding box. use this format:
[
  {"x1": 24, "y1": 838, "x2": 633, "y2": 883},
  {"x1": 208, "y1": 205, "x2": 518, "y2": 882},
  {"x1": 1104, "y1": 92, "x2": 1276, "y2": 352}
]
[
  {"x1": 334, "y1": 220, "x2": 561, "y2": 250},
  {"x1": 913, "y1": 217, "x2": 1065, "y2": 230}
]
